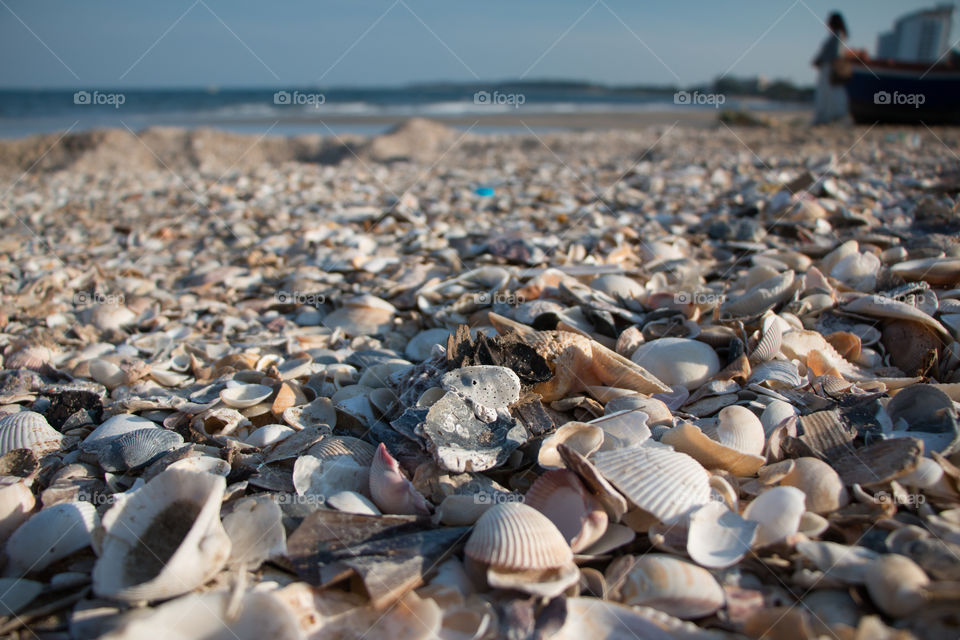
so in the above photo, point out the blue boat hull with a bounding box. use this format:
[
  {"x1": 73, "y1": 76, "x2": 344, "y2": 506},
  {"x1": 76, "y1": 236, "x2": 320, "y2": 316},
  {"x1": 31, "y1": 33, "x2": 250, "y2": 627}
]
[{"x1": 845, "y1": 65, "x2": 960, "y2": 124}]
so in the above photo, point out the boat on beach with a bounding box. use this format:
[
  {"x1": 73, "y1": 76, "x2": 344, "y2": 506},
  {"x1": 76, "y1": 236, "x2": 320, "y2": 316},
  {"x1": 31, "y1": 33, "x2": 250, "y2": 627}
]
[{"x1": 844, "y1": 57, "x2": 960, "y2": 125}]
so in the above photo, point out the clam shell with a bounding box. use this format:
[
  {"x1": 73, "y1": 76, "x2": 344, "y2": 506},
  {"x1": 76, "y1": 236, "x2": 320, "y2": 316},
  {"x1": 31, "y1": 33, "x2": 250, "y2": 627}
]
[
  {"x1": 326, "y1": 490, "x2": 381, "y2": 516},
  {"x1": 538, "y1": 422, "x2": 604, "y2": 469},
  {"x1": 630, "y1": 338, "x2": 720, "y2": 391},
  {"x1": 743, "y1": 485, "x2": 806, "y2": 547},
  {"x1": 97, "y1": 428, "x2": 184, "y2": 472},
  {"x1": 617, "y1": 554, "x2": 725, "y2": 619},
  {"x1": 4, "y1": 501, "x2": 97, "y2": 576},
  {"x1": 89, "y1": 304, "x2": 137, "y2": 331},
  {"x1": 722, "y1": 270, "x2": 795, "y2": 317},
  {"x1": 88, "y1": 358, "x2": 127, "y2": 390},
  {"x1": 465, "y1": 502, "x2": 572, "y2": 570},
  {"x1": 864, "y1": 554, "x2": 929, "y2": 618},
  {"x1": 716, "y1": 405, "x2": 765, "y2": 455},
  {"x1": 243, "y1": 423, "x2": 296, "y2": 448},
  {"x1": 524, "y1": 469, "x2": 608, "y2": 553},
  {"x1": 760, "y1": 399, "x2": 798, "y2": 435},
  {"x1": 220, "y1": 383, "x2": 273, "y2": 409},
  {"x1": 283, "y1": 397, "x2": 336, "y2": 431},
  {"x1": 276, "y1": 356, "x2": 313, "y2": 380},
  {"x1": 93, "y1": 469, "x2": 231, "y2": 601},
  {"x1": 592, "y1": 445, "x2": 711, "y2": 524},
  {"x1": 0, "y1": 477, "x2": 35, "y2": 542},
  {"x1": 0, "y1": 411, "x2": 63, "y2": 457},
  {"x1": 686, "y1": 501, "x2": 757, "y2": 569},
  {"x1": 81, "y1": 414, "x2": 158, "y2": 453},
  {"x1": 661, "y1": 422, "x2": 765, "y2": 477},
  {"x1": 763, "y1": 457, "x2": 849, "y2": 514},
  {"x1": 844, "y1": 294, "x2": 949, "y2": 339},
  {"x1": 221, "y1": 494, "x2": 286, "y2": 569},
  {"x1": 322, "y1": 295, "x2": 395, "y2": 336},
  {"x1": 306, "y1": 436, "x2": 376, "y2": 466},
  {"x1": 440, "y1": 365, "x2": 521, "y2": 409}
]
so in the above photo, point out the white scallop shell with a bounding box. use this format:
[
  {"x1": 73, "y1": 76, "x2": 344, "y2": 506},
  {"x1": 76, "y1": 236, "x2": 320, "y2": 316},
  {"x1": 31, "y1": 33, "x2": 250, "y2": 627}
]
[
  {"x1": 722, "y1": 270, "x2": 795, "y2": 317},
  {"x1": 743, "y1": 485, "x2": 806, "y2": 547},
  {"x1": 93, "y1": 469, "x2": 231, "y2": 601},
  {"x1": 592, "y1": 445, "x2": 712, "y2": 525},
  {"x1": 4, "y1": 346, "x2": 53, "y2": 371},
  {"x1": 0, "y1": 411, "x2": 63, "y2": 457},
  {"x1": 4, "y1": 501, "x2": 97, "y2": 577},
  {"x1": 617, "y1": 554, "x2": 725, "y2": 619},
  {"x1": 81, "y1": 414, "x2": 157, "y2": 453},
  {"x1": 465, "y1": 502, "x2": 572, "y2": 570},
  {"x1": 716, "y1": 405, "x2": 765, "y2": 455},
  {"x1": 220, "y1": 383, "x2": 273, "y2": 409}
]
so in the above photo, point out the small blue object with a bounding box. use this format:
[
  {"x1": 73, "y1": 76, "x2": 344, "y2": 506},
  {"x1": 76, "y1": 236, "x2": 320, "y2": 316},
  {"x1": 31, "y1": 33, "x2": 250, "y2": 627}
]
[{"x1": 474, "y1": 187, "x2": 495, "y2": 197}]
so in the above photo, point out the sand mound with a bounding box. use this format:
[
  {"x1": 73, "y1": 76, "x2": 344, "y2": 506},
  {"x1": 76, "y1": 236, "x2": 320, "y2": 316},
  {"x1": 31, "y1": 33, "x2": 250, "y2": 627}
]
[{"x1": 361, "y1": 118, "x2": 459, "y2": 163}]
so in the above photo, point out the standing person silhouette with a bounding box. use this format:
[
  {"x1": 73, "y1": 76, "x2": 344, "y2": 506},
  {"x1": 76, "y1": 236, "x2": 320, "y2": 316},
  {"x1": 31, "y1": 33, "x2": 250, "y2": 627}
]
[{"x1": 812, "y1": 12, "x2": 850, "y2": 125}]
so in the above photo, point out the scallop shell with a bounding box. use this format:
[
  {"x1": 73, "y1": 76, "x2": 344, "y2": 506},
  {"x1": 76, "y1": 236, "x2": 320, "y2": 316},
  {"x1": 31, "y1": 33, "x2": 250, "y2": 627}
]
[
  {"x1": 749, "y1": 315, "x2": 786, "y2": 363},
  {"x1": 742, "y1": 485, "x2": 806, "y2": 547},
  {"x1": 617, "y1": 554, "x2": 725, "y2": 619},
  {"x1": 748, "y1": 359, "x2": 802, "y2": 389},
  {"x1": 864, "y1": 554, "x2": 929, "y2": 618},
  {"x1": 524, "y1": 469, "x2": 608, "y2": 553},
  {"x1": 660, "y1": 422, "x2": 765, "y2": 477},
  {"x1": 722, "y1": 270, "x2": 795, "y2": 317},
  {"x1": 762, "y1": 457, "x2": 848, "y2": 514},
  {"x1": 5, "y1": 346, "x2": 53, "y2": 371},
  {"x1": 0, "y1": 411, "x2": 63, "y2": 457},
  {"x1": 220, "y1": 383, "x2": 273, "y2": 409},
  {"x1": 716, "y1": 405, "x2": 765, "y2": 455},
  {"x1": 4, "y1": 501, "x2": 98, "y2": 576},
  {"x1": 465, "y1": 502, "x2": 572, "y2": 570},
  {"x1": 81, "y1": 414, "x2": 157, "y2": 453},
  {"x1": 305, "y1": 436, "x2": 376, "y2": 466},
  {"x1": 465, "y1": 502, "x2": 578, "y2": 597},
  {"x1": 93, "y1": 469, "x2": 231, "y2": 601},
  {"x1": 97, "y1": 428, "x2": 184, "y2": 472},
  {"x1": 592, "y1": 445, "x2": 711, "y2": 524},
  {"x1": 538, "y1": 422, "x2": 604, "y2": 469},
  {"x1": 686, "y1": 501, "x2": 757, "y2": 569}
]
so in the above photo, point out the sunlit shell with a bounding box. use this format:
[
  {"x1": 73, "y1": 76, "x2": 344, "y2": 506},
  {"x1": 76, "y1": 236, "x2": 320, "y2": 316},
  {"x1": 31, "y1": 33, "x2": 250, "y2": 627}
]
[
  {"x1": 552, "y1": 597, "x2": 691, "y2": 640},
  {"x1": 661, "y1": 422, "x2": 765, "y2": 477},
  {"x1": 743, "y1": 485, "x2": 806, "y2": 547},
  {"x1": 93, "y1": 469, "x2": 231, "y2": 601},
  {"x1": 306, "y1": 436, "x2": 376, "y2": 466},
  {"x1": 220, "y1": 383, "x2": 273, "y2": 409},
  {"x1": 722, "y1": 270, "x2": 795, "y2": 317},
  {"x1": 716, "y1": 405, "x2": 765, "y2": 455},
  {"x1": 617, "y1": 554, "x2": 725, "y2": 619},
  {"x1": 4, "y1": 501, "x2": 97, "y2": 576},
  {"x1": 761, "y1": 457, "x2": 848, "y2": 514},
  {"x1": 825, "y1": 331, "x2": 861, "y2": 361},
  {"x1": 322, "y1": 295, "x2": 396, "y2": 336},
  {"x1": 283, "y1": 397, "x2": 336, "y2": 431},
  {"x1": 405, "y1": 328, "x2": 451, "y2": 362},
  {"x1": 630, "y1": 338, "x2": 720, "y2": 391},
  {"x1": 326, "y1": 490, "x2": 381, "y2": 516},
  {"x1": 749, "y1": 314, "x2": 787, "y2": 363},
  {"x1": 5, "y1": 346, "x2": 53, "y2": 371},
  {"x1": 0, "y1": 412, "x2": 63, "y2": 458},
  {"x1": 592, "y1": 446, "x2": 711, "y2": 524},
  {"x1": 890, "y1": 257, "x2": 960, "y2": 287},
  {"x1": 844, "y1": 294, "x2": 949, "y2": 339},
  {"x1": 244, "y1": 423, "x2": 296, "y2": 448},
  {"x1": 748, "y1": 359, "x2": 802, "y2": 389},
  {"x1": 760, "y1": 399, "x2": 797, "y2": 435},
  {"x1": 524, "y1": 470, "x2": 608, "y2": 553},
  {"x1": 863, "y1": 554, "x2": 929, "y2": 617},
  {"x1": 89, "y1": 304, "x2": 137, "y2": 331},
  {"x1": 369, "y1": 443, "x2": 430, "y2": 516},
  {"x1": 293, "y1": 454, "x2": 368, "y2": 500},
  {"x1": 538, "y1": 422, "x2": 604, "y2": 469},
  {"x1": 686, "y1": 501, "x2": 757, "y2": 569},
  {"x1": 81, "y1": 414, "x2": 157, "y2": 453},
  {"x1": 0, "y1": 477, "x2": 35, "y2": 543},
  {"x1": 590, "y1": 409, "x2": 652, "y2": 449}
]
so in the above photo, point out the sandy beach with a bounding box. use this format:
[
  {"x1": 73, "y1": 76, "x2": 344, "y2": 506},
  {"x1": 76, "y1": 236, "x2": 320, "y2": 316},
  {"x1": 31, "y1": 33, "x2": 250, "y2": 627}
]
[{"x1": 2, "y1": 117, "x2": 960, "y2": 639}]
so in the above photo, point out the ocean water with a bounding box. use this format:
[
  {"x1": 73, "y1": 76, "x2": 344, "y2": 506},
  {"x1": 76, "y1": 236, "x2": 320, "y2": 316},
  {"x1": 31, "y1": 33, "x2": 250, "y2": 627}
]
[{"x1": 0, "y1": 85, "x2": 800, "y2": 138}]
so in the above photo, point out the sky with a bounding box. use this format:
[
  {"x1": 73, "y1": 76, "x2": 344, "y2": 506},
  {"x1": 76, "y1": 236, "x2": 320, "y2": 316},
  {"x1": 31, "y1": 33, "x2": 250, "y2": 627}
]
[{"x1": 0, "y1": 0, "x2": 953, "y2": 89}]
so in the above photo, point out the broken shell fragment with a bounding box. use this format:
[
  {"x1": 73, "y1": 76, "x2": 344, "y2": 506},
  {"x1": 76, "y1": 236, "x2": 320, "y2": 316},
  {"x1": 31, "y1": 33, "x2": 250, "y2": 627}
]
[
  {"x1": 4, "y1": 501, "x2": 97, "y2": 576},
  {"x1": 524, "y1": 469, "x2": 608, "y2": 553},
  {"x1": 370, "y1": 443, "x2": 431, "y2": 516},
  {"x1": 538, "y1": 422, "x2": 604, "y2": 469},
  {"x1": 686, "y1": 501, "x2": 757, "y2": 569}
]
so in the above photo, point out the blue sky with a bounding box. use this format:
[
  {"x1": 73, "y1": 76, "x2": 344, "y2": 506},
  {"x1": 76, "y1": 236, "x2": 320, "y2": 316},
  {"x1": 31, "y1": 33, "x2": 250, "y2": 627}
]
[{"x1": 0, "y1": 1, "x2": 948, "y2": 88}]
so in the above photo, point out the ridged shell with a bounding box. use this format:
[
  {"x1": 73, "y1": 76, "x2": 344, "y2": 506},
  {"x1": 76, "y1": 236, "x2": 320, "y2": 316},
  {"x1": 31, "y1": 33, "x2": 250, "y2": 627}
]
[
  {"x1": 5, "y1": 346, "x2": 53, "y2": 371},
  {"x1": 661, "y1": 422, "x2": 766, "y2": 477},
  {"x1": 722, "y1": 270, "x2": 795, "y2": 317},
  {"x1": 716, "y1": 405, "x2": 765, "y2": 455},
  {"x1": 618, "y1": 554, "x2": 725, "y2": 619},
  {"x1": 797, "y1": 409, "x2": 855, "y2": 459},
  {"x1": 4, "y1": 501, "x2": 97, "y2": 576},
  {"x1": 0, "y1": 412, "x2": 63, "y2": 457},
  {"x1": 825, "y1": 331, "x2": 861, "y2": 361},
  {"x1": 524, "y1": 469, "x2": 608, "y2": 553},
  {"x1": 592, "y1": 446, "x2": 711, "y2": 524},
  {"x1": 743, "y1": 485, "x2": 806, "y2": 547},
  {"x1": 92, "y1": 469, "x2": 231, "y2": 601},
  {"x1": 686, "y1": 501, "x2": 757, "y2": 569},
  {"x1": 305, "y1": 436, "x2": 376, "y2": 466},
  {"x1": 465, "y1": 502, "x2": 572, "y2": 570},
  {"x1": 749, "y1": 315, "x2": 786, "y2": 363},
  {"x1": 81, "y1": 414, "x2": 157, "y2": 453},
  {"x1": 748, "y1": 360, "x2": 802, "y2": 389},
  {"x1": 98, "y1": 428, "x2": 185, "y2": 472}
]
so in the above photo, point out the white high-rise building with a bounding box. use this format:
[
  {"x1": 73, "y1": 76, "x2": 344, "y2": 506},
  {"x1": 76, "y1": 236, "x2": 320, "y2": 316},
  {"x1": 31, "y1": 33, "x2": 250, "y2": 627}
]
[{"x1": 876, "y1": 4, "x2": 954, "y2": 63}]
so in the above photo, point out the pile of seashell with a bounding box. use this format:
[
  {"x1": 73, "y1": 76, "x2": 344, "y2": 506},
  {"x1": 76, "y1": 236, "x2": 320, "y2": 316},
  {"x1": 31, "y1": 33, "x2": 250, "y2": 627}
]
[{"x1": 1, "y1": 124, "x2": 960, "y2": 639}]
